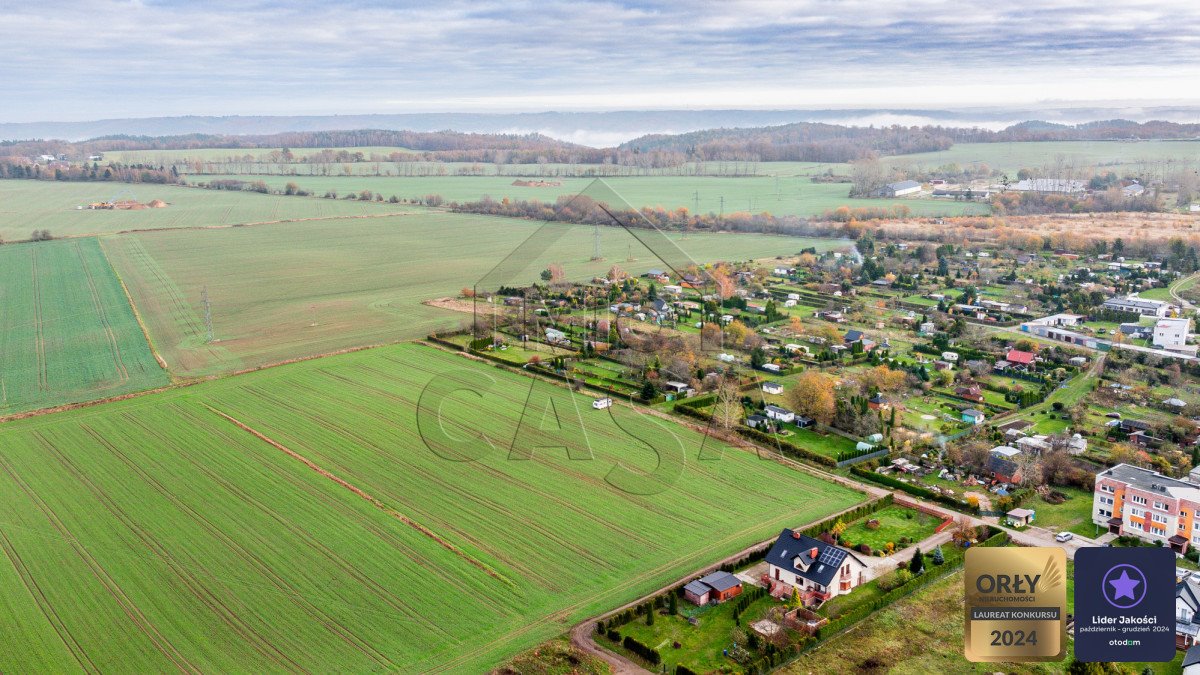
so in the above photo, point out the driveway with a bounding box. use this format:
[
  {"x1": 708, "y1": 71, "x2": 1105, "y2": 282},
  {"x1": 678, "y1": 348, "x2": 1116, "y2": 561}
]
[{"x1": 893, "y1": 495, "x2": 1089, "y2": 560}]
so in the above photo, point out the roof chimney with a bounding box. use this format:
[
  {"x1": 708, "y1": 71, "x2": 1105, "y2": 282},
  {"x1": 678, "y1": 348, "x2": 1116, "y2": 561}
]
[
  {"x1": 791, "y1": 530, "x2": 801, "y2": 540},
  {"x1": 810, "y1": 547, "x2": 819, "y2": 560}
]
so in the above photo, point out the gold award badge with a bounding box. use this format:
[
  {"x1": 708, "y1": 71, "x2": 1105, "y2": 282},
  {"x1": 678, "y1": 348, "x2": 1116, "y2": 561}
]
[{"x1": 964, "y1": 547, "x2": 1066, "y2": 662}]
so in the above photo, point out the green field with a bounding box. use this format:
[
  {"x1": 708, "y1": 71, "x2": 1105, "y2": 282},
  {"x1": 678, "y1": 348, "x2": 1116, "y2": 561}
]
[
  {"x1": 880, "y1": 140, "x2": 1200, "y2": 177},
  {"x1": 193, "y1": 173, "x2": 992, "y2": 218},
  {"x1": 0, "y1": 342, "x2": 864, "y2": 672},
  {"x1": 0, "y1": 238, "x2": 168, "y2": 415},
  {"x1": 102, "y1": 212, "x2": 846, "y2": 376},
  {"x1": 0, "y1": 181, "x2": 409, "y2": 242}
]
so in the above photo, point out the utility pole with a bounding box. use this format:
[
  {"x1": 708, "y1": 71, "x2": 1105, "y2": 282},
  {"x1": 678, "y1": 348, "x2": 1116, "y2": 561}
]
[
  {"x1": 591, "y1": 222, "x2": 603, "y2": 260},
  {"x1": 693, "y1": 190, "x2": 699, "y2": 214},
  {"x1": 201, "y1": 286, "x2": 214, "y2": 343},
  {"x1": 719, "y1": 196, "x2": 724, "y2": 217}
]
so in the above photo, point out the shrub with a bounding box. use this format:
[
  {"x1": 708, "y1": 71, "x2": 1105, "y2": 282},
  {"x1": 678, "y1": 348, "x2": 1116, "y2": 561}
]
[{"x1": 859, "y1": 543, "x2": 872, "y2": 555}]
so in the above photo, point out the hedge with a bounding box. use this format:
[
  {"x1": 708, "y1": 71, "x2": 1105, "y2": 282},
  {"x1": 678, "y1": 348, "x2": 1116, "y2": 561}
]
[
  {"x1": 814, "y1": 527, "x2": 1004, "y2": 640},
  {"x1": 849, "y1": 465, "x2": 977, "y2": 513},
  {"x1": 622, "y1": 635, "x2": 661, "y2": 665},
  {"x1": 425, "y1": 335, "x2": 466, "y2": 351}
]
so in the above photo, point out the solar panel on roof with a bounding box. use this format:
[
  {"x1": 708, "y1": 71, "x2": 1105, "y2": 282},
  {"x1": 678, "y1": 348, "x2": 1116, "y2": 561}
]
[{"x1": 817, "y1": 546, "x2": 846, "y2": 567}]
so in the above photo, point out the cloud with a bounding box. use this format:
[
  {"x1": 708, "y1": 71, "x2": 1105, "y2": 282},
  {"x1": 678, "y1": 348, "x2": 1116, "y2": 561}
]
[{"x1": 1, "y1": 0, "x2": 1199, "y2": 121}]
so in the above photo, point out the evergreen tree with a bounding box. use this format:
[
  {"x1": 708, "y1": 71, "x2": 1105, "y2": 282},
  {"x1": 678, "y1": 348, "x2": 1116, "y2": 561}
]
[{"x1": 909, "y1": 547, "x2": 925, "y2": 574}]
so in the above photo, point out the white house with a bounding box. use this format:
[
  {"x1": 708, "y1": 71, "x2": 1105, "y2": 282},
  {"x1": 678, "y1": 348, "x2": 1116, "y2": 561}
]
[
  {"x1": 1154, "y1": 317, "x2": 1192, "y2": 351},
  {"x1": 764, "y1": 530, "x2": 870, "y2": 605},
  {"x1": 762, "y1": 381, "x2": 784, "y2": 395},
  {"x1": 764, "y1": 405, "x2": 795, "y2": 423},
  {"x1": 544, "y1": 328, "x2": 568, "y2": 344},
  {"x1": 761, "y1": 363, "x2": 782, "y2": 373},
  {"x1": 592, "y1": 397, "x2": 613, "y2": 410}
]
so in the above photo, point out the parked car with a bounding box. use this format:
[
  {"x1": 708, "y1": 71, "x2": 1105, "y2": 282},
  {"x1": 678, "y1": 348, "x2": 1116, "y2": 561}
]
[{"x1": 1054, "y1": 532, "x2": 1073, "y2": 542}]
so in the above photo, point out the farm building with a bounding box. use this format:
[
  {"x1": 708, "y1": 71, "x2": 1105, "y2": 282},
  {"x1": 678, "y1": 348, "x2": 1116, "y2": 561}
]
[
  {"x1": 1009, "y1": 178, "x2": 1086, "y2": 194},
  {"x1": 871, "y1": 180, "x2": 922, "y2": 197},
  {"x1": 764, "y1": 530, "x2": 869, "y2": 606},
  {"x1": 683, "y1": 571, "x2": 743, "y2": 605}
]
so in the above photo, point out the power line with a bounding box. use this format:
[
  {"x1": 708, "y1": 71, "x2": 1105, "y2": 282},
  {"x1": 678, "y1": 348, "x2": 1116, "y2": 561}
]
[{"x1": 201, "y1": 286, "x2": 213, "y2": 343}]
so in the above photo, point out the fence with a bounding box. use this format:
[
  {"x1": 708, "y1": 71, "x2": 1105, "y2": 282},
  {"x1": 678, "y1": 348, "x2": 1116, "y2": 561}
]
[{"x1": 836, "y1": 447, "x2": 889, "y2": 468}]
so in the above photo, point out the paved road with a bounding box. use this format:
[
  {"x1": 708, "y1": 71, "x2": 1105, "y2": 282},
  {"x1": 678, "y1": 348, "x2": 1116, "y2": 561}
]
[
  {"x1": 1170, "y1": 270, "x2": 1200, "y2": 312},
  {"x1": 891, "y1": 495, "x2": 1091, "y2": 560}
]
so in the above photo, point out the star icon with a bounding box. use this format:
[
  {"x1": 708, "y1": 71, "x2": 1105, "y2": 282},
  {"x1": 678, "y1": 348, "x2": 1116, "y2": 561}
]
[{"x1": 1108, "y1": 569, "x2": 1141, "y2": 600}]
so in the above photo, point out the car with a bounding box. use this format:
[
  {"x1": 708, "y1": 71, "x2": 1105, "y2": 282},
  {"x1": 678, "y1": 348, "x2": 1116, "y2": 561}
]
[
  {"x1": 1054, "y1": 532, "x2": 1073, "y2": 542},
  {"x1": 1106, "y1": 411, "x2": 1122, "y2": 419}
]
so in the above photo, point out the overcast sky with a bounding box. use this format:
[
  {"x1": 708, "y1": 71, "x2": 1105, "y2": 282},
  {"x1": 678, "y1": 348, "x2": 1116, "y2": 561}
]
[{"x1": 3, "y1": 0, "x2": 1200, "y2": 122}]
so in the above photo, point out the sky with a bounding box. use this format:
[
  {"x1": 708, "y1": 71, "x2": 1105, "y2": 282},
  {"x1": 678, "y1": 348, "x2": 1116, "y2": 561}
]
[{"x1": 3, "y1": 0, "x2": 1200, "y2": 123}]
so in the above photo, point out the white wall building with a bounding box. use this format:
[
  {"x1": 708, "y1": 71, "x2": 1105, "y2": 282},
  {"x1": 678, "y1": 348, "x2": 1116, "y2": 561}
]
[{"x1": 1155, "y1": 317, "x2": 1192, "y2": 351}]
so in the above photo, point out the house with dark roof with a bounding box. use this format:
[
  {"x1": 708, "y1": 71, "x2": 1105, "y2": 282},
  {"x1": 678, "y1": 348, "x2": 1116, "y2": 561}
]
[
  {"x1": 955, "y1": 385, "x2": 985, "y2": 403},
  {"x1": 1184, "y1": 643, "x2": 1200, "y2": 674},
  {"x1": 988, "y1": 446, "x2": 1023, "y2": 484},
  {"x1": 746, "y1": 413, "x2": 772, "y2": 431},
  {"x1": 867, "y1": 392, "x2": 887, "y2": 410},
  {"x1": 843, "y1": 329, "x2": 864, "y2": 345},
  {"x1": 1179, "y1": 580, "x2": 1200, "y2": 650},
  {"x1": 683, "y1": 570, "x2": 743, "y2": 606},
  {"x1": 764, "y1": 530, "x2": 869, "y2": 606}
]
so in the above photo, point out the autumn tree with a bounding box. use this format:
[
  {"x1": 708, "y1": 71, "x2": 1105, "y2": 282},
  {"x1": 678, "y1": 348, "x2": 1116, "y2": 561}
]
[
  {"x1": 859, "y1": 365, "x2": 907, "y2": 393},
  {"x1": 787, "y1": 371, "x2": 837, "y2": 425}
]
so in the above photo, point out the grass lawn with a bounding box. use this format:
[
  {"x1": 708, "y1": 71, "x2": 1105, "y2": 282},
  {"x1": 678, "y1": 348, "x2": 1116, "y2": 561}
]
[
  {"x1": 607, "y1": 592, "x2": 778, "y2": 673},
  {"x1": 1027, "y1": 486, "x2": 1099, "y2": 538},
  {"x1": 0, "y1": 342, "x2": 865, "y2": 673},
  {"x1": 1137, "y1": 286, "x2": 1174, "y2": 301},
  {"x1": 787, "y1": 427, "x2": 859, "y2": 458},
  {"x1": 838, "y1": 505, "x2": 944, "y2": 553}
]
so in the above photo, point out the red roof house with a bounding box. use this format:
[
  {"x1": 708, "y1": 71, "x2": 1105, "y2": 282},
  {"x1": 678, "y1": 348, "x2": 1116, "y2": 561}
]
[{"x1": 1006, "y1": 349, "x2": 1036, "y2": 366}]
